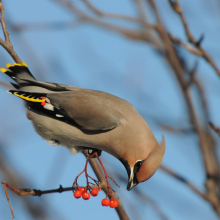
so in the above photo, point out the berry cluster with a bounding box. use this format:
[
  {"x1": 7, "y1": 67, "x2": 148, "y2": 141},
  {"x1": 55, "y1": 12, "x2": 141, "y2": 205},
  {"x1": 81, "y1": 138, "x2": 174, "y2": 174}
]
[
  {"x1": 73, "y1": 186, "x2": 118, "y2": 208},
  {"x1": 72, "y1": 152, "x2": 120, "y2": 209},
  {"x1": 73, "y1": 187, "x2": 100, "y2": 200}
]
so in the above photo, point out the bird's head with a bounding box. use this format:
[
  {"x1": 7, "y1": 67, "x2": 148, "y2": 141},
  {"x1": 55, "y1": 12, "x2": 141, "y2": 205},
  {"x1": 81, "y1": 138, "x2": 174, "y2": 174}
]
[{"x1": 120, "y1": 136, "x2": 165, "y2": 191}]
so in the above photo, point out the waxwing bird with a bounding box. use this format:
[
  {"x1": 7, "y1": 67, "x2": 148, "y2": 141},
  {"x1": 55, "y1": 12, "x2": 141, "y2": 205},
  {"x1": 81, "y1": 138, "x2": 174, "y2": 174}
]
[{"x1": 0, "y1": 62, "x2": 165, "y2": 191}]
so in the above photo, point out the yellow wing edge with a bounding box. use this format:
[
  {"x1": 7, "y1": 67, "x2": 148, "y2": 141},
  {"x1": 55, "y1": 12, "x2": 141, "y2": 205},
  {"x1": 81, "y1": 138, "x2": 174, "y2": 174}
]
[{"x1": 7, "y1": 90, "x2": 45, "y2": 103}]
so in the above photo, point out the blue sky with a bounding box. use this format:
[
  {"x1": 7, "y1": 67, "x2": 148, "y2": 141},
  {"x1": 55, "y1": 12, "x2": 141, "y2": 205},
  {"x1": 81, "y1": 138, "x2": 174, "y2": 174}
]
[{"x1": 0, "y1": 0, "x2": 220, "y2": 219}]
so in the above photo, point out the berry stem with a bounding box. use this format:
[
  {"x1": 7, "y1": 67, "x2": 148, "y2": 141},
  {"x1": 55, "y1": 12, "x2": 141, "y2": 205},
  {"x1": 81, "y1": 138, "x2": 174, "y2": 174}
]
[
  {"x1": 95, "y1": 153, "x2": 120, "y2": 196},
  {"x1": 72, "y1": 152, "x2": 120, "y2": 197}
]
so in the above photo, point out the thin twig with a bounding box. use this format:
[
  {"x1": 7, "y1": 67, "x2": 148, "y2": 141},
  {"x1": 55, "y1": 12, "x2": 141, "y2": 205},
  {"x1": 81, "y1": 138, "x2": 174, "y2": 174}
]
[
  {"x1": 209, "y1": 122, "x2": 220, "y2": 136},
  {"x1": 10, "y1": 20, "x2": 80, "y2": 32},
  {"x1": 169, "y1": 34, "x2": 203, "y2": 56},
  {"x1": 2, "y1": 181, "x2": 15, "y2": 220},
  {"x1": 54, "y1": 0, "x2": 159, "y2": 47},
  {"x1": 1, "y1": 181, "x2": 74, "y2": 196},
  {"x1": 169, "y1": 0, "x2": 220, "y2": 77},
  {"x1": 160, "y1": 165, "x2": 206, "y2": 199},
  {"x1": 0, "y1": 1, "x2": 21, "y2": 63},
  {"x1": 82, "y1": 0, "x2": 154, "y2": 28},
  {"x1": 0, "y1": 80, "x2": 12, "y2": 89}
]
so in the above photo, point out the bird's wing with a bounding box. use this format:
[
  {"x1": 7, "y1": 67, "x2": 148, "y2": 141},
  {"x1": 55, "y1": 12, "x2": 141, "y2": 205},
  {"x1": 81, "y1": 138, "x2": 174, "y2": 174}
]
[{"x1": 47, "y1": 90, "x2": 123, "y2": 131}]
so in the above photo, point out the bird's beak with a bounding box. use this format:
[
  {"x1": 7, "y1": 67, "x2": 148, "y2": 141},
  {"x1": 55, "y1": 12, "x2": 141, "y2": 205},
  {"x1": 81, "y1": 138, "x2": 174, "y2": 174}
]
[
  {"x1": 127, "y1": 179, "x2": 135, "y2": 191},
  {"x1": 120, "y1": 158, "x2": 138, "y2": 191},
  {"x1": 127, "y1": 176, "x2": 138, "y2": 191}
]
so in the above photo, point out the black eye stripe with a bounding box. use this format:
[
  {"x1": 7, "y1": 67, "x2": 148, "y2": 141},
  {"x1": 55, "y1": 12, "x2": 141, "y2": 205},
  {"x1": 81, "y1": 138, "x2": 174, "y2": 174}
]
[
  {"x1": 136, "y1": 161, "x2": 143, "y2": 167},
  {"x1": 134, "y1": 160, "x2": 144, "y2": 174}
]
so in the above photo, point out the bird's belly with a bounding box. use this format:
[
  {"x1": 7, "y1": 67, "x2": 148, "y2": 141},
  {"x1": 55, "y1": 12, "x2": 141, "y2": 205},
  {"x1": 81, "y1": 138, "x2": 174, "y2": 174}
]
[
  {"x1": 28, "y1": 111, "x2": 89, "y2": 153},
  {"x1": 27, "y1": 110, "x2": 117, "y2": 156}
]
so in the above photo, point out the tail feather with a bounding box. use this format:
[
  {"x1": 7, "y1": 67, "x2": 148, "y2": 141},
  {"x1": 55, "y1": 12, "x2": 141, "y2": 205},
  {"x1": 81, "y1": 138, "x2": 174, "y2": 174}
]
[
  {"x1": 10, "y1": 82, "x2": 20, "y2": 89},
  {"x1": 0, "y1": 62, "x2": 36, "y2": 87}
]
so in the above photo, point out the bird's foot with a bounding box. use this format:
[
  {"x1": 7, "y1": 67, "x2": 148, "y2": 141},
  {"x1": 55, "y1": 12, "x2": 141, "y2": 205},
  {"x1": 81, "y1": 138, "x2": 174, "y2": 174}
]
[{"x1": 88, "y1": 149, "x2": 102, "y2": 158}]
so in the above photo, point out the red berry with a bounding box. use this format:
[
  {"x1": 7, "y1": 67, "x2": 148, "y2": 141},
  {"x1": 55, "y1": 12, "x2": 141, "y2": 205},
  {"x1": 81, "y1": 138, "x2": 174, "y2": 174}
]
[
  {"x1": 90, "y1": 188, "x2": 99, "y2": 197},
  {"x1": 78, "y1": 187, "x2": 86, "y2": 193},
  {"x1": 109, "y1": 198, "x2": 118, "y2": 208},
  {"x1": 101, "y1": 198, "x2": 110, "y2": 207},
  {"x1": 82, "y1": 191, "x2": 90, "y2": 200},
  {"x1": 73, "y1": 190, "x2": 82, "y2": 199}
]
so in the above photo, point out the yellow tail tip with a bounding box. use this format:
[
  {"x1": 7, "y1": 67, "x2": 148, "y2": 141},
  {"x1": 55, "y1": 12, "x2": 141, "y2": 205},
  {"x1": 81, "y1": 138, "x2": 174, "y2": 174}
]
[{"x1": 0, "y1": 68, "x2": 8, "y2": 73}]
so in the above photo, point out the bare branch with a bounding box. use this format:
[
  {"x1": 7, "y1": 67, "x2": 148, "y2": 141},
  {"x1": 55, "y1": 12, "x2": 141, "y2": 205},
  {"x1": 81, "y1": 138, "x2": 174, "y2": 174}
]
[
  {"x1": 209, "y1": 122, "x2": 220, "y2": 136},
  {"x1": 82, "y1": 0, "x2": 151, "y2": 26},
  {"x1": 0, "y1": 1, "x2": 10, "y2": 43},
  {"x1": 160, "y1": 165, "x2": 206, "y2": 199},
  {"x1": 147, "y1": 0, "x2": 220, "y2": 215},
  {"x1": 0, "y1": 2, "x2": 21, "y2": 63},
  {"x1": 54, "y1": 0, "x2": 160, "y2": 48},
  {"x1": 169, "y1": 0, "x2": 220, "y2": 77},
  {"x1": 0, "y1": 80, "x2": 12, "y2": 89},
  {"x1": 10, "y1": 20, "x2": 80, "y2": 32},
  {"x1": 2, "y1": 181, "x2": 15, "y2": 219},
  {"x1": 169, "y1": 34, "x2": 203, "y2": 56}
]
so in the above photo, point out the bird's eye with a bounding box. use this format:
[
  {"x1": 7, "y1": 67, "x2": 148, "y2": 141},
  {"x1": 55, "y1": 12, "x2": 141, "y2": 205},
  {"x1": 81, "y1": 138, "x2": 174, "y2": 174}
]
[
  {"x1": 136, "y1": 161, "x2": 143, "y2": 168},
  {"x1": 134, "y1": 160, "x2": 144, "y2": 174}
]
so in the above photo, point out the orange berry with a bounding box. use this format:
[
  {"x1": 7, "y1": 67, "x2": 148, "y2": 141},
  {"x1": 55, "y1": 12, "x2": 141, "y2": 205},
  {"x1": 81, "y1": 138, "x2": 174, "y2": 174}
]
[
  {"x1": 101, "y1": 198, "x2": 110, "y2": 207},
  {"x1": 98, "y1": 188, "x2": 101, "y2": 191},
  {"x1": 78, "y1": 187, "x2": 86, "y2": 193},
  {"x1": 90, "y1": 188, "x2": 99, "y2": 197},
  {"x1": 109, "y1": 198, "x2": 118, "y2": 208},
  {"x1": 73, "y1": 190, "x2": 82, "y2": 199},
  {"x1": 82, "y1": 191, "x2": 90, "y2": 200}
]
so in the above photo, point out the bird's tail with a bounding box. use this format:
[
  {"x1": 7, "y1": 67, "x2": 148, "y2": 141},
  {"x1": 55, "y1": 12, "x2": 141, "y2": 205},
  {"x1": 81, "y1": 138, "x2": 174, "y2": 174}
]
[{"x1": 0, "y1": 62, "x2": 36, "y2": 88}]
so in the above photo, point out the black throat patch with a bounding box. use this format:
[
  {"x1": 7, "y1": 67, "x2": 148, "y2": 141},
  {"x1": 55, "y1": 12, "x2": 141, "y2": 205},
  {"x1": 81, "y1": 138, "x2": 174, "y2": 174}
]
[{"x1": 120, "y1": 158, "x2": 131, "y2": 179}]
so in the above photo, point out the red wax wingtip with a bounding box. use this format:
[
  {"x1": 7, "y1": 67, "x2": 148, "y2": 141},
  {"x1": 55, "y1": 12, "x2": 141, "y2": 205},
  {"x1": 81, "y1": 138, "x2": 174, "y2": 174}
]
[
  {"x1": 41, "y1": 102, "x2": 46, "y2": 105},
  {"x1": 40, "y1": 96, "x2": 46, "y2": 99}
]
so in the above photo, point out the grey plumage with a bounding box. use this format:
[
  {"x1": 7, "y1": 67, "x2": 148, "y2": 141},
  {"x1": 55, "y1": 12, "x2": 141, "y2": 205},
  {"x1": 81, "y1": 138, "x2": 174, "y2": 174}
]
[{"x1": 1, "y1": 62, "x2": 165, "y2": 190}]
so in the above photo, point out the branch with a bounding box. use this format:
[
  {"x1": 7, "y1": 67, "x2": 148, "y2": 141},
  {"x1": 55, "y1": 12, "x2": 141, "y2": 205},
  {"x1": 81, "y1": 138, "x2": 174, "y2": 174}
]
[
  {"x1": 169, "y1": 33, "x2": 203, "y2": 56},
  {"x1": 209, "y1": 122, "x2": 220, "y2": 136},
  {"x1": 10, "y1": 20, "x2": 80, "y2": 32},
  {"x1": 54, "y1": 0, "x2": 160, "y2": 48},
  {"x1": 82, "y1": 0, "x2": 150, "y2": 25},
  {"x1": 1, "y1": 181, "x2": 74, "y2": 196},
  {"x1": 160, "y1": 165, "x2": 206, "y2": 199},
  {"x1": 148, "y1": 0, "x2": 220, "y2": 215},
  {"x1": 0, "y1": 1, "x2": 21, "y2": 63},
  {"x1": 168, "y1": 0, "x2": 220, "y2": 77},
  {"x1": 0, "y1": 80, "x2": 12, "y2": 89}
]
